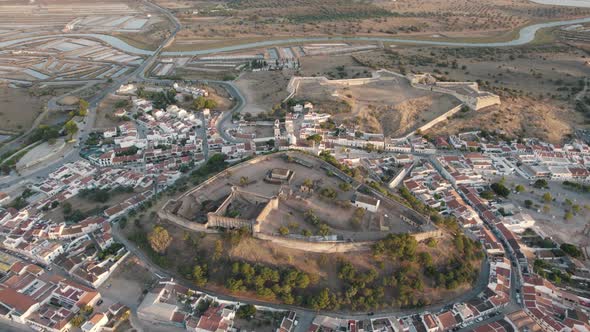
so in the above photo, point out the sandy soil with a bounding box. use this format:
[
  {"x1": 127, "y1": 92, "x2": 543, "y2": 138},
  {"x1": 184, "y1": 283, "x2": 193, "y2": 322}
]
[
  {"x1": 158, "y1": 0, "x2": 590, "y2": 48},
  {"x1": 492, "y1": 175, "x2": 590, "y2": 250},
  {"x1": 235, "y1": 71, "x2": 292, "y2": 116},
  {"x1": 43, "y1": 189, "x2": 138, "y2": 223},
  {"x1": 354, "y1": 46, "x2": 590, "y2": 142},
  {"x1": 0, "y1": 84, "x2": 76, "y2": 133},
  {"x1": 0, "y1": 86, "x2": 45, "y2": 133},
  {"x1": 426, "y1": 97, "x2": 582, "y2": 143},
  {"x1": 299, "y1": 54, "x2": 372, "y2": 79},
  {"x1": 95, "y1": 96, "x2": 130, "y2": 129},
  {"x1": 99, "y1": 255, "x2": 157, "y2": 309},
  {"x1": 57, "y1": 96, "x2": 80, "y2": 106},
  {"x1": 295, "y1": 74, "x2": 460, "y2": 136}
]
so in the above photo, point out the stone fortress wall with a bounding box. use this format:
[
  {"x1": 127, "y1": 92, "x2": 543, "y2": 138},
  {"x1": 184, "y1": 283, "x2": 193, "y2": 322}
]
[{"x1": 158, "y1": 152, "x2": 443, "y2": 253}]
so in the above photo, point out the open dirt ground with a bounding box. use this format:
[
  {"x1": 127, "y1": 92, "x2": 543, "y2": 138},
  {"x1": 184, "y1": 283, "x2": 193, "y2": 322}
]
[
  {"x1": 0, "y1": 84, "x2": 78, "y2": 133},
  {"x1": 0, "y1": 85, "x2": 44, "y2": 133},
  {"x1": 490, "y1": 175, "x2": 590, "y2": 252},
  {"x1": 127, "y1": 203, "x2": 478, "y2": 311},
  {"x1": 174, "y1": 153, "x2": 412, "y2": 237},
  {"x1": 157, "y1": 0, "x2": 590, "y2": 49},
  {"x1": 299, "y1": 54, "x2": 373, "y2": 79},
  {"x1": 43, "y1": 189, "x2": 138, "y2": 224},
  {"x1": 235, "y1": 71, "x2": 292, "y2": 116},
  {"x1": 354, "y1": 45, "x2": 590, "y2": 142},
  {"x1": 295, "y1": 74, "x2": 461, "y2": 136}
]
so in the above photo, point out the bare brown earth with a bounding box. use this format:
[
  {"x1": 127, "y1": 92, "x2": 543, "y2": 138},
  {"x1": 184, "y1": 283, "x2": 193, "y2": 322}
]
[
  {"x1": 299, "y1": 54, "x2": 373, "y2": 79},
  {"x1": 0, "y1": 84, "x2": 77, "y2": 133},
  {"x1": 95, "y1": 96, "x2": 129, "y2": 129},
  {"x1": 0, "y1": 85, "x2": 44, "y2": 132},
  {"x1": 235, "y1": 71, "x2": 292, "y2": 116},
  {"x1": 294, "y1": 73, "x2": 460, "y2": 136},
  {"x1": 380, "y1": 95, "x2": 459, "y2": 137},
  {"x1": 125, "y1": 208, "x2": 479, "y2": 311},
  {"x1": 353, "y1": 44, "x2": 590, "y2": 142},
  {"x1": 157, "y1": 0, "x2": 590, "y2": 49},
  {"x1": 428, "y1": 98, "x2": 578, "y2": 142}
]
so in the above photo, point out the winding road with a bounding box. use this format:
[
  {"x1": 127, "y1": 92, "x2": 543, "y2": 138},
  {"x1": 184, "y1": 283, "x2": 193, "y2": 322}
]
[{"x1": 0, "y1": 2, "x2": 583, "y2": 330}]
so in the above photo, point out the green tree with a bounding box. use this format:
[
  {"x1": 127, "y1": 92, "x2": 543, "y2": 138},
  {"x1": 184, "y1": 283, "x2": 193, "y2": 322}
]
[
  {"x1": 193, "y1": 96, "x2": 206, "y2": 110},
  {"x1": 62, "y1": 201, "x2": 72, "y2": 215},
  {"x1": 204, "y1": 99, "x2": 217, "y2": 109},
  {"x1": 339, "y1": 182, "x2": 352, "y2": 191},
  {"x1": 542, "y1": 192, "x2": 552, "y2": 203},
  {"x1": 78, "y1": 99, "x2": 89, "y2": 116},
  {"x1": 239, "y1": 176, "x2": 249, "y2": 186},
  {"x1": 480, "y1": 190, "x2": 494, "y2": 200},
  {"x1": 279, "y1": 226, "x2": 289, "y2": 236},
  {"x1": 236, "y1": 304, "x2": 256, "y2": 319},
  {"x1": 148, "y1": 225, "x2": 172, "y2": 254},
  {"x1": 306, "y1": 134, "x2": 322, "y2": 146},
  {"x1": 534, "y1": 179, "x2": 548, "y2": 189},
  {"x1": 560, "y1": 243, "x2": 583, "y2": 258},
  {"x1": 80, "y1": 305, "x2": 93, "y2": 316},
  {"x1": 70, "y1": 314, "x2": 85, "y2": 327},
  {"x1": 295, "y1": 272, "x2": 311, "y2": 288},
  {"x1": 515, "y1": 184, "x2": 525, "y2": 193},
  {"x1": 311, "y1": 288, "x2": 331, "y2": 311},
  {"x1": 64, "y1": 120, "x2": 79, "y2": 140},
  {"x1": 192, "y1": 264, "x2": 208, "y2": 286},
  {"x1": 317, "y1": 224, "x2": 330, "y2": 237},
  {"x1": 213, "y1": 240, "x2": 223, "y2": 261},
  {"x1": 491, "y1": 182, "x2": 510, "y2": 197}
]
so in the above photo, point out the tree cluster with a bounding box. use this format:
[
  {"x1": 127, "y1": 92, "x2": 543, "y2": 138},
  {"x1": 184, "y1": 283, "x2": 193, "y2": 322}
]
[{"x1": 225, "y1": 261, "x2": 311, "y2": 305}]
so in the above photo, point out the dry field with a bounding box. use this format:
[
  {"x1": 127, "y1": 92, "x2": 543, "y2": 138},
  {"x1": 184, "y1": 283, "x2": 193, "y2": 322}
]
[
  {"x1": 42, "y1": 189, "x2": 138, "y2": 224},
  {"x1": 98, "y1": 255, "x2": 157, "y2": 309},
  {"x1": 234, "y1": 71, "x2": 292, "y2": 116},
  {"x1": 353, "y1": 45, "x2": 590, "y2": 142},
  {"x1": 294, "y1": 74, "x2": 461, "y2": 136},
  {"x1": 299, "y1": 54, "x2": 373, "y2": 79},
  {"x1": 0, "y1": 83, "x2": 77, "y2": 133},
  {"x1": 426, "y1": 97, "x2": 583, "y2": 143},
  {"x1": 0, "y1": 85, "x2": 45, "y2": 133},
  {"x1": 157, "y1": 0, "x2": 590, "y2": 49},
  {"x1": 95, "y1": 96, "x2": 132, "y2": 129},
  {"x1": 489, "y1": 175, "x2": 590, "y2": 253}
]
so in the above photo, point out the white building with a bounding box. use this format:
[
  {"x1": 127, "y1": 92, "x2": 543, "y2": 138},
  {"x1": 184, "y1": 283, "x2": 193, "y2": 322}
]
[
  {"x1": 103, "y1": 128, "x2": 117, "y2": 138},
  {"x1": 501, "y1": 213, "x2": 535, "y2": 233},
  {"x1": 351, "y1": 192, "x2": 380, "y2": 212},
  {"x1": 117, "y1": 84, "x2": 136, "y2": 95}
]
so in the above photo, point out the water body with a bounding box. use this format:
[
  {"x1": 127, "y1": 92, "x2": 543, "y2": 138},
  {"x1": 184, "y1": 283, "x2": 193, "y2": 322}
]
[
  {"x1": 0, "y1": 34, "x2": 154, "y2": 55},
  {"x1": 1, "y1": 16, "x2": 590, "y2": 56},
  {"x1": 529, "y1": 0, "x2": 590, "y2": 7},
  {"x1": 161, "y1": 16, "x2": 590, "y2": 56}
]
